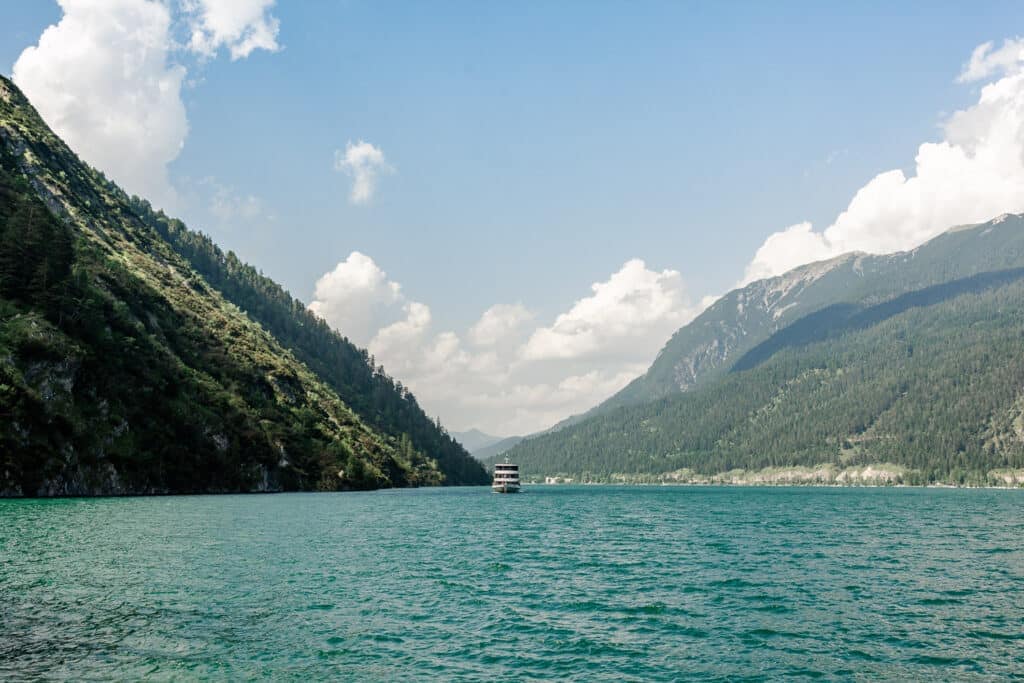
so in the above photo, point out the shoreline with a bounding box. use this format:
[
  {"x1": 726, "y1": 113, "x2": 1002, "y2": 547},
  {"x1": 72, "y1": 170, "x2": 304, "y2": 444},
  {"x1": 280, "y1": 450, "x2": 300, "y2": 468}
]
[
  {"x1": 528, "y1": 463, "x2": 1024, "y2": 489},
  {"x1": 525, "y1": 481, "x2": 1024, "y2": 490},
  {"x1": 3, "y1": 482, "x2": 1024, "y2": 499}
]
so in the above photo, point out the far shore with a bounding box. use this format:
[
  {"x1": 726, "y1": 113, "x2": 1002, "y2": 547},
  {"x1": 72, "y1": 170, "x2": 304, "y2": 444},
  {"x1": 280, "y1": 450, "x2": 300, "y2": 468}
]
[
  {"x1": 522, "y1": 479, "x2": 1024, "y2": 490},
  {"x1": 518, "y1": 463, "x2": 1024, "y2": 489},
  {"x1": 523, "y1": 481, "x2": 1024, "y2": 490}
]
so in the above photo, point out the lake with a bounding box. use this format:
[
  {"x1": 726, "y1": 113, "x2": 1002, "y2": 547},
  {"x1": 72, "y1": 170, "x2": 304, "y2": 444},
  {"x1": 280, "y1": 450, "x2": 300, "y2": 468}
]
[{"x1": 2, "y1": 486, "x2": 1022, "y2": 680}]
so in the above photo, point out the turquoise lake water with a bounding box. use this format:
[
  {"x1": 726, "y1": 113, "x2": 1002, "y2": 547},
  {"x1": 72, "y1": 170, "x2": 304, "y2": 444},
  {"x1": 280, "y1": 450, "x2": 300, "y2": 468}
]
[{"x1": 2, "y1": 486, "x2": 1023, "y2": 680}]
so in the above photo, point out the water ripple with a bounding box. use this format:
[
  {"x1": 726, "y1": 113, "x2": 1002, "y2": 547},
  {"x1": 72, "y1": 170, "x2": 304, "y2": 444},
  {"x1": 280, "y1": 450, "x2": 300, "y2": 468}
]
[{"x1": 2, "y1": 486, "x2": 1023, "y2": 680}]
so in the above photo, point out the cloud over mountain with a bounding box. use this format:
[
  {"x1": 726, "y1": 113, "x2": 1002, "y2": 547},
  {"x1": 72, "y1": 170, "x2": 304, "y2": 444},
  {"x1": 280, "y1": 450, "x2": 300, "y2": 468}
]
[
  {"x1": 12, "y1": 0, "x2": 281, "y2": 211},
  {"x1": 13, "y1": 0, "x2": 187, "y2": 208},
  {"x1": 743, "y1": 38, "x2": 1024, "y2": 284},
  {"x1": 521, "y1": 259, "x2": 696, "y2": 362},
  {"x1": 308, "y1": 251, "x2": 406, "y2": 347},
  {"x1": 310, "y1": 253, "x2": 700, "y2": 434}
]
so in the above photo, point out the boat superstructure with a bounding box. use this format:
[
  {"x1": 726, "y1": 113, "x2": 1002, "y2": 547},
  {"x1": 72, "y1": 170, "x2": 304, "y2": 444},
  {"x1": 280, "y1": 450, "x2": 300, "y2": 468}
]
[{"x1": 492, "y1": 460, "x2": 521, "y2": 493}]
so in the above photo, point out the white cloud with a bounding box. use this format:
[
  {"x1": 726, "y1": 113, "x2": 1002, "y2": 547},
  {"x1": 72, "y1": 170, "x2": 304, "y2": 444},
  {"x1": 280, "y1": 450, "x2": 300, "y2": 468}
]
[
  {"x1": 370, "y1": 302, "x2": 435, "y2": 368},
  {"x1": 469, "y1": 304, "x2": 533, "y2": 347},
  {"x1": 521, "y1": 259, "x2": 697, "y2": 361},
  {"x1": 12, "y1": 0, "x2": 282, "y2": 212},
  {"x1": 13, "y1": 0, "x2": 187, "y2": 209},
  {"x1": 184, "y1": 0, "x2": 281, "y2": 60},
  {"x1": 206, "y1": 178, "x2": 263, "y2": 221},
  {"x1": 308, "y1": 253, "x2": 702, "y2": 434},
  {"x1": 958, "y1": 38, "x2": 1024, "y2": 83},
  {"x1": 308, "y1": 251, "x2": 405, "y2": 346},
  {"x1": 743, "y1": 222, "x2": 837, "y2": 284},
  {"x1": 334, "y1": 141, "x2": 393, "y2": 205},
  {"x1": 450, "y1": 367, "x2": 645, "y2": 437},
  {"x1": 743, "y1": 38, "x2": 1024, "y2": 284}
]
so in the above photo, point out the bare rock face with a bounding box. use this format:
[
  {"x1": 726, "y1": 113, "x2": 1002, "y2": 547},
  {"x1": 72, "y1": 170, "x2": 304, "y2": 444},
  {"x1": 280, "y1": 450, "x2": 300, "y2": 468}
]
[{"x1": 36, "y1": 461, "x2": 132, "y2": 497}]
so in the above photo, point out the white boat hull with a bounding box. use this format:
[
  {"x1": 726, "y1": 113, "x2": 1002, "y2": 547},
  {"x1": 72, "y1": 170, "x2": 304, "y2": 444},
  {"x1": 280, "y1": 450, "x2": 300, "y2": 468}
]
[{"x1": 492, "y1": 483, "x2": 521, "y2": 493}]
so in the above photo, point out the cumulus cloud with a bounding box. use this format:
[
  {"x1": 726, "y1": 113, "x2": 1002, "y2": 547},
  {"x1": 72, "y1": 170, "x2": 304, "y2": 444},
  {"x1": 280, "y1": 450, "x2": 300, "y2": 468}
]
[
  {"x1": 370, "y1": 302, "x2": 437, "y2": 370},
  {"x1": 334, "y1": 141, "x2": 392, "y2": 205},
  {"x1": 184, "y1": 0, "x2": 281, "y2": 60},
  {"x1": 522, "y1": 259, "x2": 697, "y2": 361},
  {"x1": 451, "y1": 366, "x2": 646, "y2": 437},
  {"x1": 12, "y1": 0, "x2": 281, "y2": 211},
  {"x1": 308, "y1": 251, "x2": 405, "y2": 346},
  {"x1": 742, "y1": 38, "x2": 1024, "y2": 284},
  {"x1": 13, "y1": 0, "x2": 187, "y2": 208},
  {"x1": 743, "y1": 222, "x2": 840, "y2": 284},
  {"x1": 469, "y1": 304, "x2": 534, "y2": 347},
  {"x1": 308, "y1": 254, "x2": 700, "y2": 434},
  {"x1": 958, "y1": 38, "x2": 1024, "y2": 83},
  {"x1": 308, "y1": 251, "x2": 467, "y2": 377}
]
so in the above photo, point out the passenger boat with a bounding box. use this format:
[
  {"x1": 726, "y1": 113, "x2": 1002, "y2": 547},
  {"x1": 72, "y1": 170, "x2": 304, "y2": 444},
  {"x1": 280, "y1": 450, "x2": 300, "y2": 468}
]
[{"x1": 492, "y1": 459, "x2": 521, "y2": 493}]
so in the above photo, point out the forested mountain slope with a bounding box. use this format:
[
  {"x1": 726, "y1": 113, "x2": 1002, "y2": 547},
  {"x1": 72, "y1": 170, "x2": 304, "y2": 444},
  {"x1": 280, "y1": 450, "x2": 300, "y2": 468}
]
[
  {"x1": 125, "y1": 196, "x2": 487, "y2": 486},
  {"x1": 575, "y1": 216, "x2": 1024, "y2": 423},
  {"x1": 0, "y1": 76, "x2": 484, "y2": 494},
  {"x1": 503, "y1": 216, "x2": 1024, "y2": 485}
]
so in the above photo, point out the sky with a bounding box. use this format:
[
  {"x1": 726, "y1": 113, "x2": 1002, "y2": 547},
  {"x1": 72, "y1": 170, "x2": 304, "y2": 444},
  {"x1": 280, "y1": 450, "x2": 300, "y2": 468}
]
[{"x1": 3, "y1": 1, "x2": 1024, "y2": 435}]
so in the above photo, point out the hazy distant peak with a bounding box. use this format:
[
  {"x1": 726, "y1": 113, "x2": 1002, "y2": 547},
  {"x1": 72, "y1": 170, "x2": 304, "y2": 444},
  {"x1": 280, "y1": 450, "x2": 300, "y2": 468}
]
[{"x1": 451, "y1": 428, "x2": 506, "y2": 452}]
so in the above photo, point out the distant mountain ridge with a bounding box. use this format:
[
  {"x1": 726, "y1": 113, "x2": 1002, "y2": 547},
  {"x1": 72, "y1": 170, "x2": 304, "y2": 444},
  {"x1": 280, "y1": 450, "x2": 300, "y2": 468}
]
[
  {"x1": 451, "y1": 429, "x2": 505, "y2": 453},
  {"x1": 472, "y1": 435, "x2": 524, "y2": 462}
]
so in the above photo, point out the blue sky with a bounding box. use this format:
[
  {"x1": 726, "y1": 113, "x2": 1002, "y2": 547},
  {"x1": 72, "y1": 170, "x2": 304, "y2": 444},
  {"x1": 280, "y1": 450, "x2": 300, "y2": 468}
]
[{"x1": 4, "y1": 1, "x2": 1024, "y2": 433}]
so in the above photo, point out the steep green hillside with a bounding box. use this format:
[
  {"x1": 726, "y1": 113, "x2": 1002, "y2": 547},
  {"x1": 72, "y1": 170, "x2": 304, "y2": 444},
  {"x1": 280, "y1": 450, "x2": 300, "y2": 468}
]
[
  {"x1": 504, "y1": 220, "x2": 1024, "y2": 485},
  {"x1": 0, "y1": 76, "x2": 477, "y2": 495},
  {"x1": 123, "y1": 199, "x2": 487, "y2": 485},
  {"x1": 574, "y1": 216, "x2": 1024, "y2": 423}
]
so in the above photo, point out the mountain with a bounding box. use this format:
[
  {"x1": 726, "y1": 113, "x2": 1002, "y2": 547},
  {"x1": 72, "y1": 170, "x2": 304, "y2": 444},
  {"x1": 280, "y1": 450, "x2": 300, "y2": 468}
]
[
  {"x1": 450, "y1": 429, "x2": 524, "y2": 461},
  {"x1": 0, "y1": 76, "x2": 487, "y2": 495},
  {"x1": 500, "y1": 215, "x2": 1024, "y2": 485},
  {"x1": 451, "y1": 428, "x2": 504, "y2": 453},
  {"x1": 570, "y1": 217, "x2": 1024, "y2": 422},
  {"x1": 126, "y1": 200, "x2": 487, "y2": 487},
  {"x1": 472, "y1": 435, "x2": 524, "y2": 462}
]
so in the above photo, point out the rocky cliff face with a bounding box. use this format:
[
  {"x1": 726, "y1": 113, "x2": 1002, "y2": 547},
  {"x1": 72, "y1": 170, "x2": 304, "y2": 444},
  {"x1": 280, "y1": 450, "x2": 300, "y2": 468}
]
[{"x1": 667, "y1": 254, "x2": 865, "y2": 392}]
